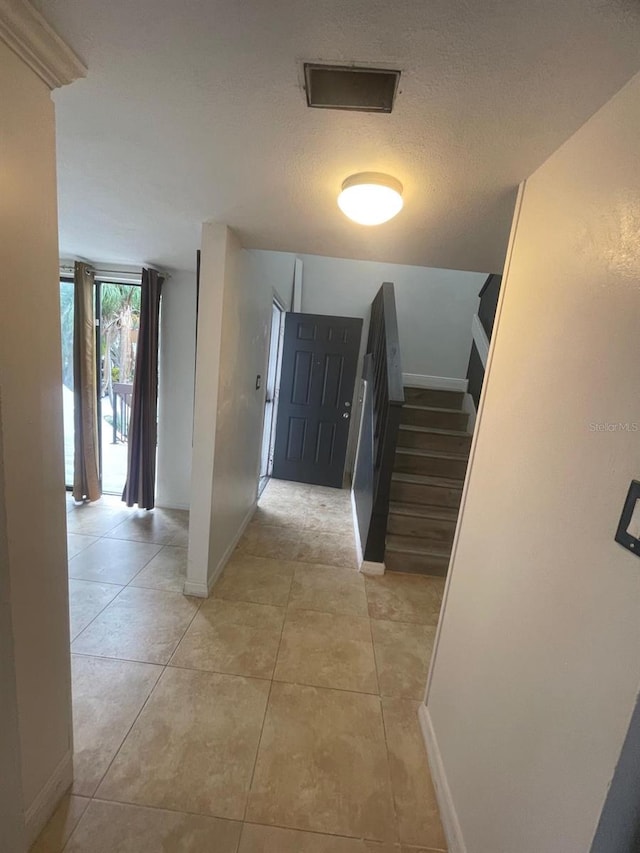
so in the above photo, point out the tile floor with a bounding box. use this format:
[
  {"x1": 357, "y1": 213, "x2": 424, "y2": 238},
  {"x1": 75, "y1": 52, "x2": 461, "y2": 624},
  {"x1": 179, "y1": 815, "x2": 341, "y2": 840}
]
[{"x1": 33, "y1": 481, "x2": 446, "y2": 852}]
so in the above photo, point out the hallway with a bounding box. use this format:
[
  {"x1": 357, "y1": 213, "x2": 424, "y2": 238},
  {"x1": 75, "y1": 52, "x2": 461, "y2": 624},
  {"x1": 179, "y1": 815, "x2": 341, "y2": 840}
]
[{"x1": 34, "y1": 481, "x2": 446, "y2": 852}]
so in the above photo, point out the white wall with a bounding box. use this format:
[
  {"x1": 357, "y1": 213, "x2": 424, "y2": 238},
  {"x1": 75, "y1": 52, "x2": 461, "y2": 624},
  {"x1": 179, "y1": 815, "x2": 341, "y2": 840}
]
[
  {"x1": 157, "y1": 269, "x2": 197, "y2": 509},
  {"x1": 250, "y1": 250, "x2": 486, "y2": 380},
  {"x1": 0, "y1": 40, "x2": 72, "y2": 846},
  {"x1": 425, "y1": 71, "x2": 640, "y2": 853},
  {"x1": 187, "y1": 230, "x2": 291, "y2": 594}
]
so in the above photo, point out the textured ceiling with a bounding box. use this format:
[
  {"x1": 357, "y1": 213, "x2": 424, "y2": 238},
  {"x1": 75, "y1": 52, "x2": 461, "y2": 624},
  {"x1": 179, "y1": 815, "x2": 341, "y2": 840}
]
[{"x1": 35, "y1": 0, "x2": 640, "y2": 274}]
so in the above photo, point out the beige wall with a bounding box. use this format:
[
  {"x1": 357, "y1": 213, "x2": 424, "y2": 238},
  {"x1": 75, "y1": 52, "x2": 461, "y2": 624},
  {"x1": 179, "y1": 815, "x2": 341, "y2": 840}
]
[
  {"x1": 0, "y1": 392, "x2": 27, "y2": 852},
  {"x1": 0, "y1": 40, "x2": 72, "y2": 845},
  {"x1": 425, "y1": 71, "x2": 640, "y2": 852}
]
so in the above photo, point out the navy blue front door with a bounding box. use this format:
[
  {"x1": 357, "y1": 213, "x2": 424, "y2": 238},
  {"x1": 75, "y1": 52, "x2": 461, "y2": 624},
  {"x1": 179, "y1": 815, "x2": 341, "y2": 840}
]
[{"x1": 272, "y1": 313, "x2": 363, "y2": 488}]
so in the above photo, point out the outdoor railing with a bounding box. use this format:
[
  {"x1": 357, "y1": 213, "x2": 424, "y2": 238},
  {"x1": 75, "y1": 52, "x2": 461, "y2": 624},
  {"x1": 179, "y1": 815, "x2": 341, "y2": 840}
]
[{"x1": 112, "y1": 382, "x2": 133, "y2": 444}]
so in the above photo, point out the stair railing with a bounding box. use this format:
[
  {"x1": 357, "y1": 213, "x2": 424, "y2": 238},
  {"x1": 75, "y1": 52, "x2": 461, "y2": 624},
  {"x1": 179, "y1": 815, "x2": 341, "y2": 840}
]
[{"x1": 352, "y1": 282, "x2": 404, "y2": 564}]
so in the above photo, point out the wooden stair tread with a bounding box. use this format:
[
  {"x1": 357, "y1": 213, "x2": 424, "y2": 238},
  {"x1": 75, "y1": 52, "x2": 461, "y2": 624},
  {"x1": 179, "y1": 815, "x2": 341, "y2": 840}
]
[
  {"x1": 388, "y1": 502, "x2": 459, "y2": 521},
  {"x1": 391, "y1": 472, "x2": 464, "y2": 489},
  {"x1": 398, "y1": 424, "x2": 470, "y2": 438},
  {"x1": 403, "y1": 404, "x2": 466, "y2": 414},
  {"x1": 395, "y1": 446, "x2": 469, "y2": 461},
  {"x1": 386, "y1": 535, "x2": 450, "y2": 558}
]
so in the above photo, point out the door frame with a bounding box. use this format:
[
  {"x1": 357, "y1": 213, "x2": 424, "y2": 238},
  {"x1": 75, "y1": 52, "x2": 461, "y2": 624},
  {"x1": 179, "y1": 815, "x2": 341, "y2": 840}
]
[{"x1": 258, "y1": 293, "x2": 286, "y2": 494}]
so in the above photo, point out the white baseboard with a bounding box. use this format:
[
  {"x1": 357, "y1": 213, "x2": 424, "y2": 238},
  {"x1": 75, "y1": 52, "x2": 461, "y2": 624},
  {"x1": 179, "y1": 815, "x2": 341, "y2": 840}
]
[
  {"x1": 183, "y1": 503, "x2": 256, "y2": 598},
  {"x1": 183, "y1": 579, "x2": 209, "y2": 597},
  {"x1": 209, "y1": 502, "x2": 257, "y2": 594},
  {"x1": 462, "y1": 392, "x2": 477, "y2": 434},
  {"x1": 403, "y1": 373, "x2": 468, "y2": 393},
  {"x1": 471, "y1": 314, "x2": 490, "y2": 368},
  {"x1": 359, "y1": 560, "x2": 385, "y2": 576},
  {"x1": 418, "y1": 704, "x2": 467, "y2": 853},
  {"x1": 156, "y1": 500, "x2": 190, "y2": 511},
  {"x1": 350, "y1": 488, "x2": 364, "y2": 566},
  {"x1": 25, "y1": 749, "x2": 73, "y2": 845}
]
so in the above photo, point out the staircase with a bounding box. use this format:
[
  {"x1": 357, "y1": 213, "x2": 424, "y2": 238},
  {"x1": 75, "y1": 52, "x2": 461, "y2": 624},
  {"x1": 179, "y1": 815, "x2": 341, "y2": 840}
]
[{"x1": 385, "y1": 387, "x2": 471, "y2": 576}]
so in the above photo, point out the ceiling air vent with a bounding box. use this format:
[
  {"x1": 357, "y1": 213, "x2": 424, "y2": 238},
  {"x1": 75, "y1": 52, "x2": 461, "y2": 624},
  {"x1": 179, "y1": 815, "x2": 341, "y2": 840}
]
[{"x1": 303, "y1": 63, "x2": 400, "y2": 113}]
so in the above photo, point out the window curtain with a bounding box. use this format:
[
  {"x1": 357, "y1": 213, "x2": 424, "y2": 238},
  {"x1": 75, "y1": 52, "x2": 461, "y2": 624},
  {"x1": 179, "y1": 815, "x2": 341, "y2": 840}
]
[
  {"x1": 73, "y1": 262, "x2": 101, "y2": 502},
  {"x1": 122, "y1": 267, "x2": 164, "y2": 509}
]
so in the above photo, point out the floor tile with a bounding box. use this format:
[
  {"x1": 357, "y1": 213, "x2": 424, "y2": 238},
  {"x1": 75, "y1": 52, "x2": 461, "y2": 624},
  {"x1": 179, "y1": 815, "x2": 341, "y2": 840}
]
[
  {"x1": 63, "y1": 800, "x2": 241, "y2": 852},
  {"x1": 66, "y1": 533, "x2": 98, "y2": 559},
  {"x1": 238, "y1": 823, "x2": 397, "y2": 852},
  {"x1": 275, "y1": 609, "x2": 378, "y2": 694},
  {"x1": 70, "y1": 655, "x2": 162, "y2": 796},
  {"x1": 30, "y1": 794, "x2": 89, "y2": 853},
  {"x1": 365, "y1": 574, "x2": 445, "y2": 625},
  {"x1": 263, "y1": 480, "x2": 310, "y2": 499},
  {"x1": 246, "y1": 682, "x2": 395, "y2": 840},
  {"x1": 371, "y1": 620, "x2": 436, "y2": 700},
  {"x1": 66, "y1": 506, "x2": 131, "y2": 537},
  {"x1": 68, "y1": 579, "x2": 123, "y2": 641},
  {"x1": 303, "y1": 503, "x2": 354, "y2": 535},
  {"x1": 71, "y1": 586, "x2": 200, "y2": 664},
  {"x1": 97, "y1": 667, "x2": 270, "y2": 820},
  {"x1": 68, "y1": 538, "x2": 162, "y2": 585},
  {"x1": 288, "y1": 562, "x2": 368, "y2": 617},
  {"x1": 382, "y1": 698, "x2": 447, "y2": 849},
  {"x1": 213, "y1": 553, "x2": 296, "y2": 606},
  {"x1": 105, "y1": 507, "x2": 189, "y2": 546},
  {"x1": 128, "y1": 545, "x2": 187, "y2": 592},
  {"x1": 171, "y1": 597, "x2": 285, "y2": 678},
  {"x1": 294, "y1": 531, "x2": 358, "y2": 568},
  {"x1": 253, "y1": 502, "x2": 308, "y2": 530},
  {"x1": 237, "y1": 522, "x2": 300, "y2": 560}
]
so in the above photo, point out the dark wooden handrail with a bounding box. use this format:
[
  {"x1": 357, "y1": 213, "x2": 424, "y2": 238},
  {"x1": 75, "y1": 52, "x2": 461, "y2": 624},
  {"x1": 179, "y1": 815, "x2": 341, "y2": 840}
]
[{"x1": 353, "y1": 282, "x2": 404, "y2": 564}]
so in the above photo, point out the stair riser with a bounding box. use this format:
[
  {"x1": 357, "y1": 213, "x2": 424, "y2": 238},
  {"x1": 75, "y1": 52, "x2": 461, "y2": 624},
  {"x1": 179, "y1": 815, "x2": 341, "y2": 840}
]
[
  {"x1": 394, "y1": 453, "x2": 468, "y2": 480},
  {"x1": 397, "y1": 429, "x2": 471, "y2": 455},
  {"x1": 402, "y1": 408, "x2": 469, "y2": 431},
  {"x1": 387, "y1": 513, "x2": 456, "y2": 544},
  {"x1": 390, "y1": 481, "x2": 462, "y2": 508},
  {"x1": 385, "y1": 550, "x2": 450, "y2": 577},
  {"x1": 404, "y1": 388, "x2": 465, "y2": 410}
]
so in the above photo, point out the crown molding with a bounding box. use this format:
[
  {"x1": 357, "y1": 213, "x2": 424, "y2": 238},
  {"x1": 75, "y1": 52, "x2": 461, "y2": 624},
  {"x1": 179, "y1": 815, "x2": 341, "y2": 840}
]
[{"x1": 0, "y1": 0, "x2": 86, "y2": 89}]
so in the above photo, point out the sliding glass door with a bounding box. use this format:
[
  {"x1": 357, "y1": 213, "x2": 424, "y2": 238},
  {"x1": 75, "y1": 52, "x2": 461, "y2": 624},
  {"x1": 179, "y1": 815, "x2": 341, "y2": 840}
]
[
  {"x1": 59, "y1": 279, "x2": 141, "y2": 495},
  {"x1": 60, "y1": 279, "x2": 76, "y2": 488}
]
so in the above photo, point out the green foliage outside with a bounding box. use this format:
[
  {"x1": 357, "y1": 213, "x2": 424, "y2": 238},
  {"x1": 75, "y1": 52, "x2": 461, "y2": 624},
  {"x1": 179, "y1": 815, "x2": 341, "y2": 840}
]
[{"x1": 59, "y1": 281, "x2": 141, "y2": 396}]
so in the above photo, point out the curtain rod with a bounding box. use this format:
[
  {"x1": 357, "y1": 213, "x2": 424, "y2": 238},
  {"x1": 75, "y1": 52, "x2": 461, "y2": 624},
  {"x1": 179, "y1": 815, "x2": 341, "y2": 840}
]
[{"x1": 59, "y1": 265, "x2": 171, "y2": 280}]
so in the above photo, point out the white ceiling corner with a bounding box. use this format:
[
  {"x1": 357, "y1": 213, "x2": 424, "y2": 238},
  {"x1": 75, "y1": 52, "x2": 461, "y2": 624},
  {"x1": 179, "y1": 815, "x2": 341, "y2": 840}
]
[
  {"x1": 0, "y1": 0, "x2": 86, "y2": 88},
  {"x1": 30, "y1": 0, "x2": 640, "y2": 274}
]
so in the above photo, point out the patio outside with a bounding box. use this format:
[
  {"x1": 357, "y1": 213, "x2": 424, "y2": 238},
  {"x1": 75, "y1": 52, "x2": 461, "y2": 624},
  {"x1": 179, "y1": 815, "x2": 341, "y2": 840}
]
[{"x1": 61, "y1": 280, "x2": 140, "y2": 497}]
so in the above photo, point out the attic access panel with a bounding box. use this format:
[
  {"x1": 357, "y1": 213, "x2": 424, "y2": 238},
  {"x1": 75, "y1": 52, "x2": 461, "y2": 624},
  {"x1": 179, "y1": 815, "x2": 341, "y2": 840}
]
[{"x1": 304, "y1": 63, "x2": 401, "y2": 113}]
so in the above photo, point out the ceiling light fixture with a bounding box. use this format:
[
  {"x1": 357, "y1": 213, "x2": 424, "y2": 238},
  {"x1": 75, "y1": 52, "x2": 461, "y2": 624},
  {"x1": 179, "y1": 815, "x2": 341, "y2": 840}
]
[{"x1": 337, "y1": 172, "x2": 403, "y2": 226}]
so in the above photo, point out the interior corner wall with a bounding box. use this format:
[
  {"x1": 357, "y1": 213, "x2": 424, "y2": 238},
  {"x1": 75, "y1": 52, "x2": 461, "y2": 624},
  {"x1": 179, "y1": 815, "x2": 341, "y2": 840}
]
[
  {"x1": 157, "y1": 269, "x2": 197, "y2": 510},
  {"x1": 425, "y1": 69, "x2": 640, "y2": 853},
  {"x1": 187, "y1": 233, "x2": 291, "y2": 594},
  {"x1": 186, "y1": 223, "x2": 227, "y2": 595},
  {"x1": 207, "y1": 237, "x2": 275, "y2": 585},
  {"x1": 0, "y1": 40, "x2": 72, "y2": 846}
]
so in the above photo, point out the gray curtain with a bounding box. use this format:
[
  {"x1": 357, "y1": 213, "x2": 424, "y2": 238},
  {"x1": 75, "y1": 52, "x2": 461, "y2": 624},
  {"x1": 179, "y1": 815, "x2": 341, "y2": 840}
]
[
  {"x1": 73, "y1": 262, "x2": 101, "y2": 502},
  {"x1": 122, "y1": 268, "x2": 163, "y2": 509}
]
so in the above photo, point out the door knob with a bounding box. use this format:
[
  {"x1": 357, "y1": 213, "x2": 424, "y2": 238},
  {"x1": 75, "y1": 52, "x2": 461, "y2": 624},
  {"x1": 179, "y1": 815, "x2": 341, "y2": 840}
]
[{"x1": 342, "y1": 412, "x2": 350, "y2": 419}]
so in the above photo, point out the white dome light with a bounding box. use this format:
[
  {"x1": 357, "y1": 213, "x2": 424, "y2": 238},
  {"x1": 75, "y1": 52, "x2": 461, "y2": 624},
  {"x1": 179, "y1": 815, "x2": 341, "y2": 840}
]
[{"x1": 337, "y1": 172, "x2": 403, "y2": 226}]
